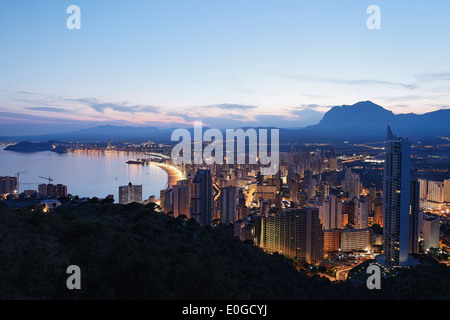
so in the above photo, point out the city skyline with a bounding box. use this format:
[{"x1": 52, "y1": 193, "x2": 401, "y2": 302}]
[
  {"x1": 1, "y1": 1, "x2": 450, "y2": 135},
  {"x1": 1, "y1": 1, "x2": 450, "y2": 303},
  {"x1": 1, "y1": 119, "x2": 450, "y2": 299}
]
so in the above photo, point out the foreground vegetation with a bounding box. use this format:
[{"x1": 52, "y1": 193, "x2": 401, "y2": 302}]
[{"x1": 0, "y1": 201, "x2": 449, "y2": 299}]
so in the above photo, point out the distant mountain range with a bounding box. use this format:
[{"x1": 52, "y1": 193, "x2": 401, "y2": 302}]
[
  {"x1": 2, "y1": 101, "x2": 449, "y2": 143},
  {"x1": 293, "y1": 101, "x2": 450, "y2": 142}
]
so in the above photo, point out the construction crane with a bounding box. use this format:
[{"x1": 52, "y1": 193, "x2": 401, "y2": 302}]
[
  {"x1": 15, "y1": 171, "x2": 26, "y2": 178},
  {"x1": 15, "y1": 171, "x2": 26, "y2": 193},
  {"x1": 39, "y1": 176, "x2": 53, "y2": 184}
]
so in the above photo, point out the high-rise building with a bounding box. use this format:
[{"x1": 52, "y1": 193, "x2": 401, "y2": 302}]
[
  {"x1": 444, "y1": 179, "x2": 450, "y2": 203},
  {"x1": 329, "y1": 158, "x2": 338, "y2": 172},
  {"x1": 289, "y1": 181, "x2": 300, "y2": 203},
  {"x1": 159, "y1": 189, "x2": 166, "y2": 208},
  {"x1": 422, "y1": 215, "x2": 440, "y2": 251},
  {"x1": 307, "y1": 178, "x2": 316, "y2": 200},
  {"x1": 326, "y1": 170, "x2": 338, "y2": 188},
  {"x1": 164, "y1": 189, "x2": 173, "y2": 214},
  {"x1": 427, "y1": 181, "x2": 445, "y2": 203},
  {"x1": 354, "y1": 197, "x2": 369, "y2": 230},
  {"x1": 38, "y1": 184, "x2": 46, "y2": 197},
  {"x1": 382, "y1": 125, "x2": 412, "y2": 266},
  {"x1": 298, "y1": 192, "x2": 308, "y2": 208},
  {"x1": 342, "y1": 168, "x2": 361, "y2": 200},
  {"x1": 220, "y1": 186, "x2": 237, "y2": 224},
  {"x1": 303, "y1": 169, "x2": 313, "y2": 188},
  {"x1": 119, "y1": 182, "x2": 142, "y2": 204},
  {"x1": 323, "y1": 229, "x2": 341, "y2": 253},
  {"x1": 0, "y1": 176, "x2": 18, "y2": 195},
  {"x1": 255, "y1": 185, "x2": 277, "y2": 202},
  {"x1": 237, "y1": 188, "x2": 247, "y2": 220},
  {"x1": 340, "y1": 229, "x2": 373, "y2": 252},
  {"x1": 267, "y1": 178, "x2": 282, "y2": 193},
  {"x1": 409, "y1": 180, "x2": 420, "y2": 254},
  {"x1": 56, "y1": 184, "x2": 68, "y2": 197},
  {"x1": 262, "y1": 207, "x2": 324, "y2": 264},
  {"x1": 192, "y1": 169, "x2": 213, "y2": 227},
  {"x1": 373, "y1": 198, "x2": 383, "y2": 226},
  {"x1": 342, "y1": 200, "x2": 355, "y2": 226},
  {"x1": 319, "y1": 195, "x2": 342, "y2": 230},
  {"x1": 368, "y1": 188, "x2": 377, "y2": 213},
  {"x1": 38, "y1": 183, "x2": 68, "y2": 198},
  {"x1": 172, "y1": 185, "x2": 190, "y2": 218},
  {"x1": 418, "y1": 178, "x2": 428, "y2": 200}
]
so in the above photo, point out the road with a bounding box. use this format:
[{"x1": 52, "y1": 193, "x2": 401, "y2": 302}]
[
  {"x1": 150, "y1": 162, "x2": 184, "y2": 189},
  {"x1": 335, "y1": 267, "x2": 354, "y2": 281}
]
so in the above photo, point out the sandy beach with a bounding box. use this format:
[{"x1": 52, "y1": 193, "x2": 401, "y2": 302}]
[{"x1": 151, "y1": 162, "x2": 183, "y2": 189}]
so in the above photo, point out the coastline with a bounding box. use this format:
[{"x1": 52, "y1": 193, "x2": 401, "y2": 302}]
[
  {"x1": 0, "y1": 148, "x2": 168, "y2": 200},
  {"x1": 150, "y1": 162, "x2": 183, "y2": 190}
]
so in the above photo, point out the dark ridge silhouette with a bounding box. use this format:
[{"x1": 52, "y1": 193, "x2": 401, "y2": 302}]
[
  {"x1": 0, "y1": 201, "x2": 449, "y2": 299},
  {"x1": 1, "y1": 101, "x2": 449, "y2": 143},
  {"x1": 287, "y1": 101, "x2": 450, "y2": 142}
]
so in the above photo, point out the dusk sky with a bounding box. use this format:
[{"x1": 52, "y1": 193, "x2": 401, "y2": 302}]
[{"x1": 1, "y1": 1, "x2": 450, "y2": 135}]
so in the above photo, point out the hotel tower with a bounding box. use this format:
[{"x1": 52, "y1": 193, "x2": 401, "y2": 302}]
[{"x1": 382, "y1": 125, "x2": 411, "y2": 266}]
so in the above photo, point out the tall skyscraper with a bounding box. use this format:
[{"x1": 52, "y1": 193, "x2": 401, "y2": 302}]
[
  {"x1": 306, "y1": 178, "x2": 316, "y2": 200},
  {"x1": 220, "y1": 186, "x2": 237, "y2": 224},
  {"x1": 289, "y1": 181, "x2": 300, "y2": 203},
  {"x1": 382, "y1": 125, "x2": 412, "y2": 266},
  {"x1": 409, "y1": 179, "x2": 420, "y2": 254},
  {"x1": 319, "y1": 195, "x2": 342, "y2": 230},
  {"x1": 418, "y1": 178, "x2": 428, "y2": 200},
  {"x1": 172, "y1": 185, "x2": 191, "y2": 218},
  {"x1": 354, "y1": 197, "x2": 369, "y2": 230},
  {"x1": 163, "y1": 188, "x2": 173, "y2": 214},
  {"x1": 119, "y1": 182, "x2": 142, "y2": 204},
  {"x1": 192, "y1": 169, "x2": 213, "y2": 227},
  {"x1": 342, "y1": 168, "x2": 361, "y2": 200}
]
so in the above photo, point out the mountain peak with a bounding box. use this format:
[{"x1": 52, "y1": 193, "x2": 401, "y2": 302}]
[
  {"x1": 302, "y1": 101, "x2": 450, "y2": 141},
  {"x1": 318, "y1": 101, "x2": 394, "y2": 127},
  {"x1": 334, "y1": 100, "x2": 392, "y2": 113}
]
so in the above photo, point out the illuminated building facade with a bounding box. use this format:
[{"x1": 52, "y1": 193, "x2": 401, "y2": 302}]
[
  {"x1": 383, "y1": 125, "x2": 411, "y2": 266},
  {"x1": 192, "y1": 169, "x2": 213, "y2": 227},
  {"x1": 261, "y1": 207, "x2": 324, "y2": 264},
  {"x1": 0, "y1": 176, "x2": 18, "y2": 196},
  {"x1": 323, "y1": 229, "x2": 341, "y2": 253},
  {"x1": 340, "y1": 228, "x2": 373, "y2": 252},
  {"x1": 409, "y1": 179, "x2": 420, "y2": 254},
  {"x1": 119, "y1": 182, "x2": 142, "y2": 204},
  {"x1": 172, "y1": 185, "x2": 190, "y2": 218},
  {"x1": 220, "y1": 186, "x2": 237, "y2": 224}
]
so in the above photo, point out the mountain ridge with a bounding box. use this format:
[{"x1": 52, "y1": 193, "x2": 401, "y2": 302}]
[{"x1": 1, "y1": 101, "x2": 449, "y2": 143}]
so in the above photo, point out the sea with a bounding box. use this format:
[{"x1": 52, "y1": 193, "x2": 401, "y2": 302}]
[{"x1": 0, "y1": 145, "x2": 168, "y2": 202}]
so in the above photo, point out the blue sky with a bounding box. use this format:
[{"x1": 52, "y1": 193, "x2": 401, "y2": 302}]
[{"x1": 1, "y1": 1, "x2": 450, "y2": 134}]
